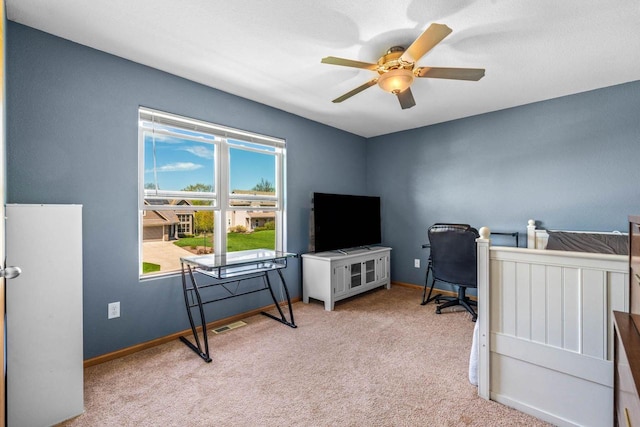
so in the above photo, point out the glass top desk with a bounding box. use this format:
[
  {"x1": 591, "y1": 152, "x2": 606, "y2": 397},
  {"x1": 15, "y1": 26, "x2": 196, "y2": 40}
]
[{"x1": 180, "y1": 249, "x2": 298, "y2": 362}]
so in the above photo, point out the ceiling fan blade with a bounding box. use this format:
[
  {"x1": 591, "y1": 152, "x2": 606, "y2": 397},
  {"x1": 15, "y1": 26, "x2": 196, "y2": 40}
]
[
  {"x1": 321, "y1": 56, "x2": 378, "y2": 71},
  {"x1": 396, "y1": 87, "x2": 416, "y2": 110},
  {"x1": 416, "y1": 66, "x2": 485, "y2": 81},
  {"x1": 401, "y1": 23, "x2": 452, "y2": 63},
  {"x1": 332, "y1": 79, "x2": 378, "y2": 103}
]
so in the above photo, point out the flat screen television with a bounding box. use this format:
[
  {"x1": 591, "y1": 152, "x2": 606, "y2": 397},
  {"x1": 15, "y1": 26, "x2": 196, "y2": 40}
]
[{"x1": 312, "y1": 192, "x2": 382, "y2": 252}]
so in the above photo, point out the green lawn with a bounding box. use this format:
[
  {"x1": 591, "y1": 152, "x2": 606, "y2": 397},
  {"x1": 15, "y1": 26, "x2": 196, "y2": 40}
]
[
  {"x1": 142, "y1": 262, "x2": 161, "y2": 274},
  {"x1": 227, "y1": 230, "x2": 275, "y2": 251},
  {"x1": 172, "y1": 230, "x2": 275, "y2": 252},
  {"x1": 173, "y1": 235, "x2": 213, "y2": 248}
]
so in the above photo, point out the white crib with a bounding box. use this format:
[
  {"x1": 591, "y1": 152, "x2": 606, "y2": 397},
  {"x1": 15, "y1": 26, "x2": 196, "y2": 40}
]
[{"x1": 475, "y1": 220, "x2": 628, "y2": 427}]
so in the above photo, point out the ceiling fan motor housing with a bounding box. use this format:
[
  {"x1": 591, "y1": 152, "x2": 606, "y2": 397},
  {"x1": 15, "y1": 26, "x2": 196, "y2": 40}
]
[
  {"x1": 377, "y1": 47, "x2": 414, "y2": 74},
  {"x1": 377, "y1": 47, "x2": 415, "y2": 93}
]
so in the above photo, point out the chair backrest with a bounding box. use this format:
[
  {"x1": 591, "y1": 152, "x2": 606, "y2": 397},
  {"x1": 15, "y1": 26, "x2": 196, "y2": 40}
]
[{"x1": 428, "y1": 223, "x2": 479, "y2": 288}]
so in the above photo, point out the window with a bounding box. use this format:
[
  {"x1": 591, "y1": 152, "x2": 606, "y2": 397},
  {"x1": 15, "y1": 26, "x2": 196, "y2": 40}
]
[
  {"x1": 177, "y1": 214, "x2": 192, "y2": 235},
  {"x1": 138, "y1": 107, "x2": 286, "y2": 277}
]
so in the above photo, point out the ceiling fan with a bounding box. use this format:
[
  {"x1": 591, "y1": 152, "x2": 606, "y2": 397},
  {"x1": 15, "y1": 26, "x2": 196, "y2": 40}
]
[{"x1": 321, "y1": 23, "x2": 485, "y2": 109}]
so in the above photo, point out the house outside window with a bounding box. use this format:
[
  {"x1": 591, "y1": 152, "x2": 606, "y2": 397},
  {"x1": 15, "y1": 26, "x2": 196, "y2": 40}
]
[{"x1": 138, "y1": 107, "x2": 286, "y2": 277}]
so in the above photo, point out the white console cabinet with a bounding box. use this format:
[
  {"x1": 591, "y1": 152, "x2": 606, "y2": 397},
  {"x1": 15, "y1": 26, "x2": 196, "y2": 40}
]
[{"x1": 302, "y1": 246, "x2": 391, "y2": 311}]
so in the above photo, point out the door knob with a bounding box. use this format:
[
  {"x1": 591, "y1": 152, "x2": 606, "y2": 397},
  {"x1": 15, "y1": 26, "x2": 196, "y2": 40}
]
[{"x1": 1, "y1": 266, "x2": 22, "y2": 279}]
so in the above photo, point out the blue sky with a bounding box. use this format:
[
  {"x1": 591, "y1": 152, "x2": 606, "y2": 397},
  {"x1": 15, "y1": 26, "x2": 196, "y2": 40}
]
[
  {"x1": 229, "y1": 148, "x2": 276, "y2": 190},
  {"x1": 144, "y1": 134, "x2": 275, "y2": 192}
]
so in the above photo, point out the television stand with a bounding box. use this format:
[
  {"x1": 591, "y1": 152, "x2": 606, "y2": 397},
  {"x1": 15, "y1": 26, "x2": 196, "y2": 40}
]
[{"x1": 302, "y1": 246, "x2": 391, "y2": 311}]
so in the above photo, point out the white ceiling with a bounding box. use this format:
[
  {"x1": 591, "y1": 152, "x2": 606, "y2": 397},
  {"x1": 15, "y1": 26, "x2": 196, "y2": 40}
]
[{"x1": 7, "y1": 0, "x2": 640, "y2": 138}]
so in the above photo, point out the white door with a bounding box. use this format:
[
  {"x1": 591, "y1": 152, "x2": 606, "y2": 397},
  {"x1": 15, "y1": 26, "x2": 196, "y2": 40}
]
[
  {"x1": 6, "y1": 205, "x2": 83, "y2": 427},
  {"x1": 1, "y1": 3, "x2": 7, "y2": 425}
]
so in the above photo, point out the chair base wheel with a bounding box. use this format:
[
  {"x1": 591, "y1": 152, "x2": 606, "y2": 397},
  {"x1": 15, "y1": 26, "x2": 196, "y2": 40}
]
[{"x1": 436, "y1": 308, "x2": 441, "y2": 314}]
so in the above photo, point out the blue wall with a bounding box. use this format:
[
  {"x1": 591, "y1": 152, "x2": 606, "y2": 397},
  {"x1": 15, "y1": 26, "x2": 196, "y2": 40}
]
[
  {"x1": 367, "y1": 81, "x2": 640, "y2": 288},
  {"x1": 6, "y1": 22, "x2": 368, "y2": 359},
  {"x1": 7, "y1": 21, "x2": 640, "y2": 358}
]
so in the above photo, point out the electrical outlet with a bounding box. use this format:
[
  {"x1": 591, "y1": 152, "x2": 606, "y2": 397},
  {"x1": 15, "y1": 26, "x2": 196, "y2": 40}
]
[
  {"x1": 108, "y1": 302, "x2": 120, "y2": 319},
  {"x1": 414, "y1": 259, "x2": 420, "y2": 268}
]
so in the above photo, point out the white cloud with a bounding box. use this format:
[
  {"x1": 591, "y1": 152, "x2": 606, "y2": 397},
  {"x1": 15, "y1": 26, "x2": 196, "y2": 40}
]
[
  {"x1": 184, "y1": 146, "x2": 214, "y2": 159},
  {"x1": 155, "y1": 162, "x2": 203, "y2": 172}
]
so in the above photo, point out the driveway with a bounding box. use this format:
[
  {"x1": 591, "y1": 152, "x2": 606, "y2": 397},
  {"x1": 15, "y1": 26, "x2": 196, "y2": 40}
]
[{"x1": 143, "y1": 240, "x2": 196, "y2": 272}]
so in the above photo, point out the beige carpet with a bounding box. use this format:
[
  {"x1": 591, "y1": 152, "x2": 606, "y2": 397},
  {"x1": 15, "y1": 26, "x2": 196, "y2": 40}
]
[{"x1": 58, "y1": 286, "x2": 551, "y2": 427}]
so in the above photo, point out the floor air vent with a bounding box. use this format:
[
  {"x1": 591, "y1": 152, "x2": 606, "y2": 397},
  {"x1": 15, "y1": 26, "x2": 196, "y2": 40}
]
[{"x1": 212, "y1": 320, "x2": 247, "y2": 334}]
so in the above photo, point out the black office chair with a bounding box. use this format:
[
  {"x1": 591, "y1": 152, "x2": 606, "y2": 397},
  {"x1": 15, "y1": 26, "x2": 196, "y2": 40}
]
[{"x1": 421, "y1": 223, "x2": 479, "y2": 322}]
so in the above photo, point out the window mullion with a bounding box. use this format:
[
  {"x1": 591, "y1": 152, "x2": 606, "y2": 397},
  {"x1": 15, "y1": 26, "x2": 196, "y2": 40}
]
[
  {"x1": 216, "y1": 139, "x2": 229, "y2": 253},
  {"x1": 278, "y1": 150, "x2": 286, "y2": 251}
]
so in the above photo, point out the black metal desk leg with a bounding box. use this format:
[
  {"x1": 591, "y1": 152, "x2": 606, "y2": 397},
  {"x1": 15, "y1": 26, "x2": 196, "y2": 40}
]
[
  {"x1": 179, "y1": 264, "x2": 212, "y2": 363},
  {"x1": 277, "y1": 268, "x2": 296, "y2": 326},
  {"x1": 261, "y1": 270, "x2": 297, "y2": 328}
]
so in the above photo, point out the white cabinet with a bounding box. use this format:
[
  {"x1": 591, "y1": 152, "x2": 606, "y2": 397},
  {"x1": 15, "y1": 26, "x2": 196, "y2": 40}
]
[{"x1": 302, "y1": 246, "x2": 391, "y2": 311}]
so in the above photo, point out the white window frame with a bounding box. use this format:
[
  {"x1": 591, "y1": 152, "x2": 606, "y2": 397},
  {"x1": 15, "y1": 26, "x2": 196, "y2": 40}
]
[{"x1": 138, "y1": 107, "x2": 286, "y2": 278}]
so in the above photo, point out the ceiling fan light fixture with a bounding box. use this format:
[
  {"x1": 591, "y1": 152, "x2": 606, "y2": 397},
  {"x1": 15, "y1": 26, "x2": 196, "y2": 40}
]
[
  {"x1": 322, "y1": 23, "x2": 484, "y2": 108},
  {"x1": 378, "y1": 68, "x2": 414, "y2": 94}
]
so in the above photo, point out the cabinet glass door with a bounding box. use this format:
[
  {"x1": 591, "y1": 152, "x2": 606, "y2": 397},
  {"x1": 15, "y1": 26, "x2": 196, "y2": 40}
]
[
  {"x1": 350, "y1": 262, "x2": 362, "y2": 287},
  {"x1": 365, "y1": 259, "x2": 375, "y2": 284}
]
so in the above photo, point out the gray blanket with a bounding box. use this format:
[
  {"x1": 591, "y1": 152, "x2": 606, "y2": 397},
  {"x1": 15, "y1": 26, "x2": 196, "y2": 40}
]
[{"x1": 545, "y1": 231, "x2": 628, "y2": 255}]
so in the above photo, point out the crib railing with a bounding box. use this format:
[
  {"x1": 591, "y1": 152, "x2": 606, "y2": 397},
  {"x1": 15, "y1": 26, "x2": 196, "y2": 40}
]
[{"x1": 476, "y1": 227, "x2": 628, "y2": 426}]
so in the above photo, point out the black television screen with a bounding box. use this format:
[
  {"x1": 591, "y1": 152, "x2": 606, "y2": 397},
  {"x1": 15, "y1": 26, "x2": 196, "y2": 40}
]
[{"x1": 313, "y1": 192, "x2": 382, "y2": 252}]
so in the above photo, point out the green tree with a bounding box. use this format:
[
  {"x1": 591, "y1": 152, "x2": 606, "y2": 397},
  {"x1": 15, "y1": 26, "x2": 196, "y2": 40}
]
[
  {"x1": 182, "y1": 183, "x2": 213, "y2": 193},
  {"x1": 194, "y1": 211, "x2": 214, "y2": 234},
  {"x1": 252, "y1": 178, "x2": 274, "y2": 192}
]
